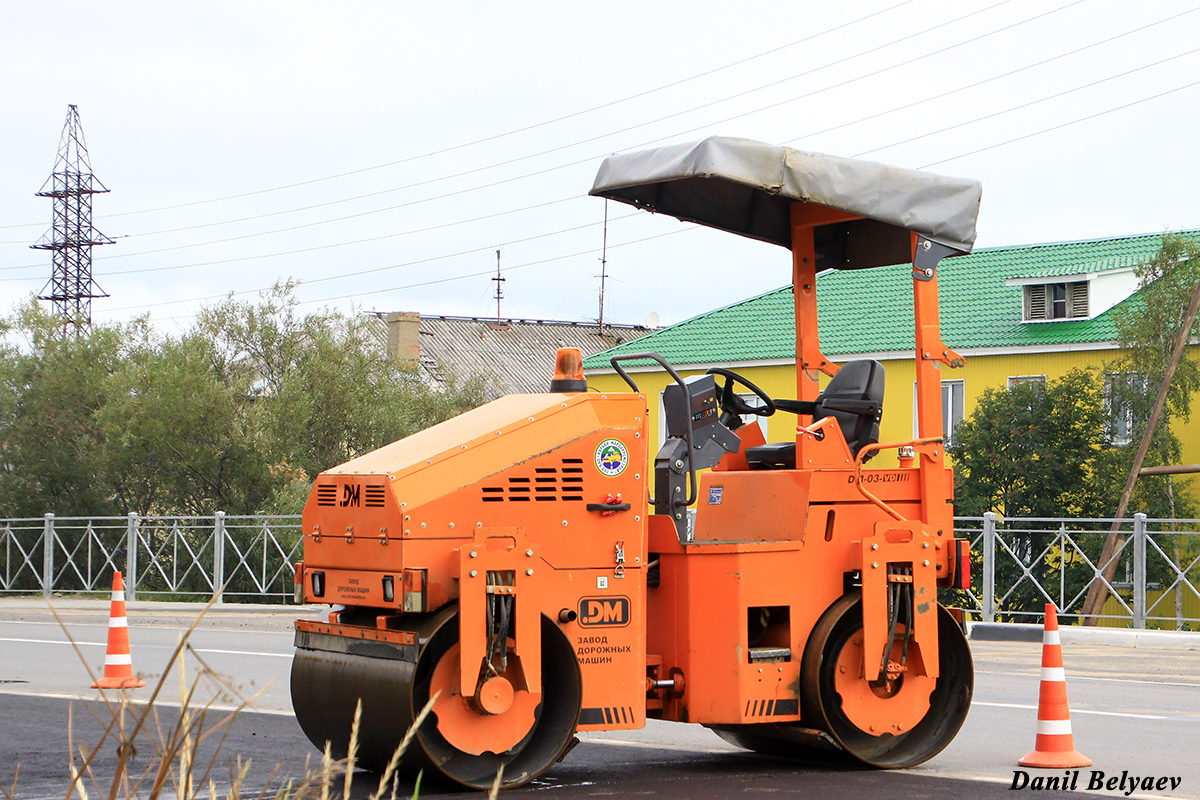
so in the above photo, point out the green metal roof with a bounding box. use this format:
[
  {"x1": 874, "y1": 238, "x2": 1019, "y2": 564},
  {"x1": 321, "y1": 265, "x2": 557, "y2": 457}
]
[
  {"x1": 995, "y1": 234, "x2": 1174, "y2": 281},
  {"x1": 584, "y1": 230, "x2": 1193, "y2": 369}
]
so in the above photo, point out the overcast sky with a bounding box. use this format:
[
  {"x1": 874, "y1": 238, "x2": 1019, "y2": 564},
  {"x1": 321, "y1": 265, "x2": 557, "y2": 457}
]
[{"x1": 3, "y1": 0, "x2": 1200, "y2": 333}]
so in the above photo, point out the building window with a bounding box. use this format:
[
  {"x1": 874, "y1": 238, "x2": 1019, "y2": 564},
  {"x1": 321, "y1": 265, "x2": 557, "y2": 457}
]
[
  {"x1": 737, "y1": 393, "x2": 769, "y2": 438},
  {"x1": 1105, "y1": 372, "x2": 1147, "y2": 446},
  {"x1": 1008, "y1": 375, "x2": 1047, "y2": 390},
  {"x1": 1025, "y1": 281, "x2": 1088, "y2": 321},
  {"x1": 657, "y1": 391, "x2": 668, "y2": 447},
  {"x1": 913, "y1": 380, "x2": 965, "y2": 446}
]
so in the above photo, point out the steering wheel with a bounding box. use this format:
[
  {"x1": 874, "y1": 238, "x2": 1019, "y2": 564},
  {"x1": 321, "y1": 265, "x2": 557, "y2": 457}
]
[{"x1": 706, "y1": 368, "x2": 776, "y2": 424}]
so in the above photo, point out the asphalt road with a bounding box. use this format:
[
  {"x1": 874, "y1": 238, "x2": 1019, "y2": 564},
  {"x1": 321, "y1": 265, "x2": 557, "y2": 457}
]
[{"x1": 3, "y1": 597, "x2": 1199, "y2": 799}]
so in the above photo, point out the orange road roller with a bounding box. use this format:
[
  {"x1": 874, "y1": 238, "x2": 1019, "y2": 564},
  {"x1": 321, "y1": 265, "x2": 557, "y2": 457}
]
[{"x1": 290, "y1": 136, "x2": 979, "y2": 789}]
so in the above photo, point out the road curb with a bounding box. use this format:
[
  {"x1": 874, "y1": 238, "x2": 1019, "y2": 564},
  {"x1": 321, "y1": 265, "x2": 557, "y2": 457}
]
[
  {"x1": 0, "y1": 597, "x2": 317, "y2": 616},
  {"x1": 968, "y1": 621, "x2": 1200, "y2": 650}
]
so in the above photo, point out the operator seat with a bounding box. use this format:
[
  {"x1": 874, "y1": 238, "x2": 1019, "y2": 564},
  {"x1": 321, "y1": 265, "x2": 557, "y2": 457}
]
[{"x1": 744, "y1": 360, "x2": 885, "y2": 469}]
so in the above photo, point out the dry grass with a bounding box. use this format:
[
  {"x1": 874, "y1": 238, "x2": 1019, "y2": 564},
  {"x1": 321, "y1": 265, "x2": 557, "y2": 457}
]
[{"x1": 0, "y1": 595, "x2": 486, "y2": 800}]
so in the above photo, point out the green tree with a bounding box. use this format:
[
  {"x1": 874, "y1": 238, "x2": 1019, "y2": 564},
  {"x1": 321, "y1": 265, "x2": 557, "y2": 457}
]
[
  {"x1": 949, "y1": 369, "x2": 1125, "y2": 618},
  {"x1": 96, "y1": 331, "x2": 271, "y2": 516},
  {"x1": 0, "y1": 301, "x2": 136, "y2": 517},
  {"x1": 1105, "y1": 231, "x2": 1200, "y2": 518},
  {"x1": 197, "y1": 283, "x2": 490, "y2": 514},
  {"x1": 1082, "y1": 233, "x2": 1200, "y2": 624},
  {"x1": 951, "y1": 369, "x2": 1120, "y2": 519},
  {"x1": 0, "y1": 285, "x2": 489, "y2": 519}
]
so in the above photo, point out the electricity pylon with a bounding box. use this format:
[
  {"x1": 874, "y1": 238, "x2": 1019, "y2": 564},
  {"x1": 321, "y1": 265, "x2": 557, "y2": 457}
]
[{"x1": 32, "y1": 105, "x2": 113, "y2": 332}]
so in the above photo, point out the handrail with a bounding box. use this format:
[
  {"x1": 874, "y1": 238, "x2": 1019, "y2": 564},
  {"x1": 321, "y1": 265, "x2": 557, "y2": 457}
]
[
  {"x1": 0, "y1": 513, "x2": 303, "y2": 602},
  {"x1": 609, "y1": 352, "x2": 700, "y2": 509},
  {"x1": 850, "y1": 437, "x2": 945, "y2": 521}
]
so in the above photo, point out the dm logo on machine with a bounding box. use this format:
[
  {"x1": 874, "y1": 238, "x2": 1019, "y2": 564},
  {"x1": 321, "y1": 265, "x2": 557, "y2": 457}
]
[
  {"x1": 594, "y1": 439, "x2": 628, "y2": 477},
  {"x1": 578, "y1": 596, "x2": 630, "y2": 627}
]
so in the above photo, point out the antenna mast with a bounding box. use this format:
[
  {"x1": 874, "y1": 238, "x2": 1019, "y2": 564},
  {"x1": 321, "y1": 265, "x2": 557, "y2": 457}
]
[
  {"x1": 492, "y1": 249, "x2": 505, "y2": 323},
  {"x1": 598, "y1": 200, "x2": 608, "y2": 334},
  {"x1": 32, "y1": 105, "x2": 113, "y2": 333}
]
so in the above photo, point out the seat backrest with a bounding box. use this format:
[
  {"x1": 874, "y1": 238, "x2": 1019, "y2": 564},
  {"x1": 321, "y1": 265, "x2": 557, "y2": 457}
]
[{"x1": 813, "y1": 359, "x2": 885, "y2": 460}]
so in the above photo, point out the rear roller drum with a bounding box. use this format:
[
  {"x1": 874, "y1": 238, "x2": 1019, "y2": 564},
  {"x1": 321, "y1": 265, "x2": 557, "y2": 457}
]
[
  {"x1": 711, "y1": 592, "x2": 972, "y2": 767},
  {"x1": 290, "y1": 609, "x2": 582, "y2": 790}
]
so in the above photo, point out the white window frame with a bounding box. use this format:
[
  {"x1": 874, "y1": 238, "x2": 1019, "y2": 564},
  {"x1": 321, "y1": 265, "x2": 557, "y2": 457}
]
[
  {"x1": 913, "y1": 380, "x2": 965, "y2": 446},
  {"x1": 1007, "y1": 375, "x2": 1047, "y2": 390},
  {"x1": 658, "y1": 391, "x2": 668, "y2": 447},
  {"x1": 1104, "y1": 372, "x2": 1147, "y2": 446},
  {"x1": 737, "y1": 393, "x2": 769, "y2": 438}
]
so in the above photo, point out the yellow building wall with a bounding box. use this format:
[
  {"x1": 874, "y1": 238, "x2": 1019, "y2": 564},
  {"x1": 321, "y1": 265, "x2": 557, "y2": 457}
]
[
  {"x1": 1100, "y1": 588, "x2": 1200, "y2": 629},
  {"x1": 587, "y1": 345, "x2": 1200, "y2": 483},
  {"x1": 946, "y1": 347, "x2": 1200, "y2": 474}
]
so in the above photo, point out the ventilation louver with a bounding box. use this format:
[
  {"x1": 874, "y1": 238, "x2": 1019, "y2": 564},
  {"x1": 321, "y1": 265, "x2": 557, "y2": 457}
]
[{"x1": 482, "y1": 459, "x2": 586, "y2": 503}]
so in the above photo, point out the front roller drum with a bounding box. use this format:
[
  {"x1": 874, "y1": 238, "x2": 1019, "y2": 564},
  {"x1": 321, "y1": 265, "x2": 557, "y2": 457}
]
[{"x1": 290, "y1": 609, "x2": 582, "y2": 790}]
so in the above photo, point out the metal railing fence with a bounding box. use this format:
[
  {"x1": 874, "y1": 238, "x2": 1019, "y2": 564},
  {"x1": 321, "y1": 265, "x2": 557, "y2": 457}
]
[
  {"x1": 0, "y1": 513, "x2": 303, "y2": 603},
  {"x1": 949, "y1": 512, "x2": 1200, "y2": 629},
  {"x1": 4, "y1": 511, "x2": 1199, "y2": 626}
]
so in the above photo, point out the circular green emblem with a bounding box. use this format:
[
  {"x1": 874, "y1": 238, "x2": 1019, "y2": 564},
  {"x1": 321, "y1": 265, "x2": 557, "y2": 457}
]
[{"x1": 595, "y1": 439, "x2": 628, "y2": 477}]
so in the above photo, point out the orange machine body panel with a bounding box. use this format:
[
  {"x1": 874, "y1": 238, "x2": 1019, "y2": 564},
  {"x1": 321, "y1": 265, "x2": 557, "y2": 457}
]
[
  {"x1": 645, "y1": 459, "x2": 956, "y2": 726},
  {"x1": 298, "y1": 390, "x2": 651, "y2": 731}
]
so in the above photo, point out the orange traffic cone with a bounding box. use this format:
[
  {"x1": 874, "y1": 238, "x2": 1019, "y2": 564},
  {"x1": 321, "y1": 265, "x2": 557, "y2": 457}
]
[
  {"x1": 1018, "y1": 604, "x2": 1090, "y2": 768},
  {"x1": 91, "y1": 570, "x2": 145, "y2": 689}
]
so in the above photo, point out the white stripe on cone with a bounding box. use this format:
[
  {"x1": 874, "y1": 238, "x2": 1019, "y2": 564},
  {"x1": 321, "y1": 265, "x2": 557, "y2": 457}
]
[
  {"x1": 1043, "y1": 629, "x2": 1060, "y2": 645},
  {"x1": 1036, "y1": 719, "x2": 1073, "y2": 736},
  {"x1": 104, "y1": 654, "x2": 133, "y2": 666},
  {"x1": 1040, "y1": 666, "x2": 1066, "y2": 682},
  {"x1": 108, "y1": 617, "x2": 128, "y2": 628}
]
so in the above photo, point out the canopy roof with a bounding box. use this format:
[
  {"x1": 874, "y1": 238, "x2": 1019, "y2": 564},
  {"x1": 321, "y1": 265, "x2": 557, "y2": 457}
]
[{"x1": 590, "y1": 137, "x2": 982, "y2": 270}]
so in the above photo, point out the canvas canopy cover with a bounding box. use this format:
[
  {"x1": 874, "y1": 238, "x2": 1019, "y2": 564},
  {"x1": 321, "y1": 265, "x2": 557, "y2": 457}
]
[{"x1": 590, "y1": 136, "x2": 982, "y2": 271}]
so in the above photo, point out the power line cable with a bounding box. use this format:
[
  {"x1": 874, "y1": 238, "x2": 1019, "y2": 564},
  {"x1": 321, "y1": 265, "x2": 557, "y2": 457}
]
[
  {"x1": 782, "y1": 5, "x2": 1200, "y2": 148},
  {"x1": 100, "y1": 209, "x2": 642, "y2": 310},
  {"x1": 101, "y1": 59, "x2": 1200, "y2": 323},
  {"x1": 82, "y1": 48, "x2": 1200, "y2": 311},
  {"x1": 6, "y1": 0, "x2": 1023, "y2": 265},
  {"x1": 853, "y1": 44, "x2": 1200, "y2": 159},
  {"x1": 2, "y1": 0, "x2": 1093, "y2": 278},
  {"x1": 44, "y1": 6, "x2": 1200, "y2": 316},
  {"x1": 0, "y1": 194, "x2": 591, "y2": 279},
  {"x1": 627, "y1": 0, "x2": 1084, "y2": 153},
  {"x1": 4, "y1": 0, "x2": 1059, "y2": 276},
  {"x1": 99, "y1": 0, "x2": 999, "y2": 246},
  {"x1": 0, "y1": 0, "x2": 916, "y2": 232},
  {"x1": 289, "y1": 74, "x2": 1200, "y2": 315},
  {"x1": 143, "y1": 228, "x2": 691, "y2": 323},
  {"x1": 920, "y1": 76, "x2": 1200, "y2": 169},
  {"x1": 92, "y1": 196, "x2": 587, "y2": 267},
  {"x1": 11, "y1": 2, "x2": 1180, "y2": 307},
  {"x1": 115, "y1": 0, "x2": 1016, "y2": 246}
]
